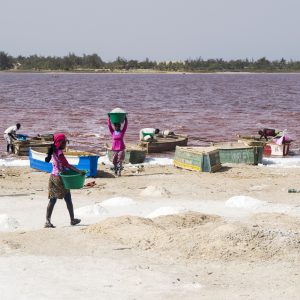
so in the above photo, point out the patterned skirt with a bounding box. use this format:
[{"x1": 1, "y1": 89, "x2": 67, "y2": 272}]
[{"x1": 48, "y1": 175, "x2": 69, "y2": 199}]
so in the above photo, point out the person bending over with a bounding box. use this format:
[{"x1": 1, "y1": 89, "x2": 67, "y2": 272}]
[{"x1": 4, "y1": 123, "x2": 21, "y2": 153}]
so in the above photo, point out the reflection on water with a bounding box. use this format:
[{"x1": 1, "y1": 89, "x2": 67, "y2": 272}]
[{"x1": 0, "y1": 72, "x2": 300, "y2": 153}]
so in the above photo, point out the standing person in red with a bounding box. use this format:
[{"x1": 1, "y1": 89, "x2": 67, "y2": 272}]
[
  {"x1": 44, "y1": 133, "x2": 84, "y2": 228},
  {"x1": 107, "y1": 116, "x2": 128, "y2": 176}
]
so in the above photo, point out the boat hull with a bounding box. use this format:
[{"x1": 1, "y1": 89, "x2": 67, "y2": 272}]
[
  {"x1": 107, "y1": 148, "x2": 146, "y2": 164},
  {"x1": 141, "y1": 135, "x2": 188, "y2": 153},
  {"x1": 29, "y1": 148, "x2": 99, "y2": 177},
  {"x1": 173, "y1": 146, "x2": 221, "y2": 172},
  {"x1": 215, "y1": 142, "x2": 263, "y2": 165}
]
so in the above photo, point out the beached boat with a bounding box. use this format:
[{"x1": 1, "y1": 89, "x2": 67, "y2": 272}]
[
  {"x1": 29, "y1": 148, "x2": 99, "y2": 177},
  {"x1": 263, "y1": 142, "x2": 291, "y2": 157},
  {"x1": 140, "y1": 135, "x2": 188, "y2": 153},
  {"x1": 107, "y1": 146, "x2": 146, "y2": 164},
  {"x1": 13, "y1": 140, "x2": 53, "y2": 156},
  {"x1": 237, "y1": 135, "x2": 291, "y2": 157},
  {"x1": 214, "y1": 142, "x2": 263, "y2": 165},
  {"x1": 12, "y1": 133, "x2": 54, "y2": 156},
  {"x1": 173, "y1": 146, "x2": 221, "y2": 172}
]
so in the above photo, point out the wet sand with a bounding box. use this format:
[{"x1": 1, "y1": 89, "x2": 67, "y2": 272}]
[{"x1": 0, "y1": 163, "x2": 299, "y2": 299}]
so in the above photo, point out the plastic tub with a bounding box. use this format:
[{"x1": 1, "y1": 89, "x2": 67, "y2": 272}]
[
  {"x1": 108, "y1": 108, "x2": 127, "y2": 124},
  {"x1": 60, "y1": 170, "x2": 86, "y2": 189}
]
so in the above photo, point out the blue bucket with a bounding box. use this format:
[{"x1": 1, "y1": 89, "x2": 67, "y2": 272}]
[{"x1": 16, "y1": 134, "x2": 28, "y2": 141}]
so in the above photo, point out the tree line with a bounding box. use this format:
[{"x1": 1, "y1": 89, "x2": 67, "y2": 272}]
[{"x1": 1, "y1": 51, "x2": 300, "y2": 72}]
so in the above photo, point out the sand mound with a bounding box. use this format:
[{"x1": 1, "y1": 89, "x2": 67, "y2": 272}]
[
  {"x1": 84, "y1": 212, "x2": 300, "y2": 261},
  {"x1": 140, "y1": 186, "x2": 171, "y2": 197},
  {"x1": 0, "y1": 214, "x2": 19, "y2": 231}
]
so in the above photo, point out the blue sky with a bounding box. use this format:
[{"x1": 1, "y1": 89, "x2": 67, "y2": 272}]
[{"x1": 1, "y1": 0, "x2": 300, "y2": 61}]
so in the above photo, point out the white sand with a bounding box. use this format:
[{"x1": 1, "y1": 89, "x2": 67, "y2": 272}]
[{"x1": 0, "y1": 163, "x2": 299, "y2": 299}]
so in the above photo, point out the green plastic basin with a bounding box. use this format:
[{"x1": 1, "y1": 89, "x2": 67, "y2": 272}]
[
  {"x1": 142, "y1": 132, "x2": 154, "y2": 137},
  {"x1": 59, "y1": 170, "x2": 86, "y2": 189},
  {"x1": 109, "y1": 112, "x2": 127, "y2": 124}
]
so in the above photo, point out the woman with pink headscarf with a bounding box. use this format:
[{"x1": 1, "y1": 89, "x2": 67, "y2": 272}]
[
  {"x1": 107, "y1": 116, "x2": 128, "y2": 176},
  {"x1": 44, "y1": 133, "x2": 85, "y2": 228}
]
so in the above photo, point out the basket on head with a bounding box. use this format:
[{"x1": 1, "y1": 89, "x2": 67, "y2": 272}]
[{"x1": 108, "y1": 108, "x2": 127, "y2": 124}]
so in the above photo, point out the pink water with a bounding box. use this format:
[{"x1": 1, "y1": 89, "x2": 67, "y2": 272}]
[{"x1": 1, "y1": 72, "x2": 300, "y2": 153}]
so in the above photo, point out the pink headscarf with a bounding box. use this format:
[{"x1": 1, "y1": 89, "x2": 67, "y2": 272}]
[{"x1": 54, "y1": 133, "x2": 66, "y2": 148}]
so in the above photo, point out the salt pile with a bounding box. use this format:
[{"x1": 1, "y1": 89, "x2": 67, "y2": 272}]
[
  {"x1": 140, "y1": 186, "x2": 170, "y2": 197},
  {"x1": 0, "y1": 159, "x2": 29, "y2": 167},
  {"x1": 146, "y1": 206, "x2": 188, "y2": 218},
  {"x1": 101, "y1": 197, "x2": 135, "y2": 207},
  {"x1": 143, "y1": 157, "x2": 173, "y2": 166},
  {"x1": 262, "y1": 156, "x2": 300, "y2": 168},
  {"x1": 85, "y1": 213, "x2": 300, "y2": 261},
  {"x1": 225, "y1": 196, "x2": 266, "y2": 210},
  {"x1": 0, "y1": 214, "x2": 19, "y2": 231},
  {"x1": 75, "y1": 204, "x2": 108, "y2": 217}
]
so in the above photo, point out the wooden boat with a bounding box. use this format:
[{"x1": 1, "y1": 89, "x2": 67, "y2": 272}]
[
  {"x1": 237, "y1": 136, "x2": 267, "y2": 147},
  {"x1": 12, "y1": 133, "x2": 54, "y2": 156},
  {"x1": 214, "y1": 142, "x2": 263, "y2": 165},
  {"x1": 29, "y1": 147, "x2": 99, "y2": 177},
  {"x1": 13, "y1": 140, "x2": 53, "y2": 156},
  {"x1": 173, "y1": 146, "x2": 221, "y2": 172},
  {"x1": 263, "y1": 142, "x2": 291, "y2": 157},
  {"x1": 31, "y1": 134, "x2": 54, "y2": 142},
  {"x1": 140, "y1": 134, "x2": 188, "y2": 153},
  {"x1": 107, "y1": 146, "x2": 146, "y2": 164},
  {"x1": 237, "y1": 135, "x2": 291, "y2": 157}
]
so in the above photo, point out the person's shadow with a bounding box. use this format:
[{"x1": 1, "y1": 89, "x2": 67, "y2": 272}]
[{"x1": 94, "y1": 170, "x2": 115, "y2": 178}]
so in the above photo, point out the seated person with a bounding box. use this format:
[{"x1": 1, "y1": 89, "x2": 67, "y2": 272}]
[
  {"x1": 258, "y1": 128, "x2": 281, "y2": 141},
  {"x1": 139, "y1": 128, "x2": 160, "y2": 141}
]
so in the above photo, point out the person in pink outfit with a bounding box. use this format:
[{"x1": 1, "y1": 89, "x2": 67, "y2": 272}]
[
  {"x1": 107, "y1": 116, "x2": 128, "y2": 176},
  {"x1": 44, "y1": 133, "x2": 85, "y2": 228}
]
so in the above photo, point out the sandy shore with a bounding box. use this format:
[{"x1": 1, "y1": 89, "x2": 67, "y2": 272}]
[{"x1": 0, "y1": 163, "x2": 299, "y2": 299}]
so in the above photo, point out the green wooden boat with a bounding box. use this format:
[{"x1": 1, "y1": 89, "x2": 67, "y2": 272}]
[
  {"x1": 214, "y1": 142, "x2": 263, "y2": 165},
  {"x1": 173, "y1": 146, "x2": 221, "y2": 172},
  {"x1": 107, "y1": 146, "x2": 146, "y2": 164}
]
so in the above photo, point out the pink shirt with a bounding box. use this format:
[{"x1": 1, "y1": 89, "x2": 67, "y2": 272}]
[
  {"x1": 51, "y1": 149, "x2": 72, "y2": 176},
  {"x1": 107, "y1": 118, "x2": 128, "y2": 151}
]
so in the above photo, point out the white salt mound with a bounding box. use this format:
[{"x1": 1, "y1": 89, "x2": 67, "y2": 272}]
[
  {"x1": 0, "y1": 159, "x2": 29, "y2": 167},
  {"x1": 225, "y1": 196, "x2": 266, "y2": 209},
  {"x1": 146, "y1": 206, "x2": 188, "y2": 218},
  {"x1": 101, "y1": 197, "x2": 135, "y2": 207},
  {"x1": 143, "y1": 157, "x2": 173, "y2": 166},
  {"x1": 140, "y1": 186, "x2": 170, "y2": 197},
  {"x1": 262, "y1": 156, "x2": 300, "y2": 168},
  {"x1": 0, "y1": 214, "x2": 19, "y2": 231},
  {"x1": 111, "y1": 107, "x2": 126, "y2": 114},
  {"x1": 75, "y1": 204, "x2": 108, "y2": 217}
]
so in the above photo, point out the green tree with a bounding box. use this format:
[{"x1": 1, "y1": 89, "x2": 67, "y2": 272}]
[{"x1": 0, "y1": 51, "x2": 13, "y2": 70}]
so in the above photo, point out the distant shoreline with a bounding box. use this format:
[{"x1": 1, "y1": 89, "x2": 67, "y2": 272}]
[{"x1": 1, "y1": 69, "x2": 300, "y2": 75}]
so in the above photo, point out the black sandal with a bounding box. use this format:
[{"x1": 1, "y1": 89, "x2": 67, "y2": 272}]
[
  {"x1": 70, "y1": 218, "x2": 81, "y2": 226},
  {"x1": 44, "y1": 221, "x2": 55, "y2": 228}
]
